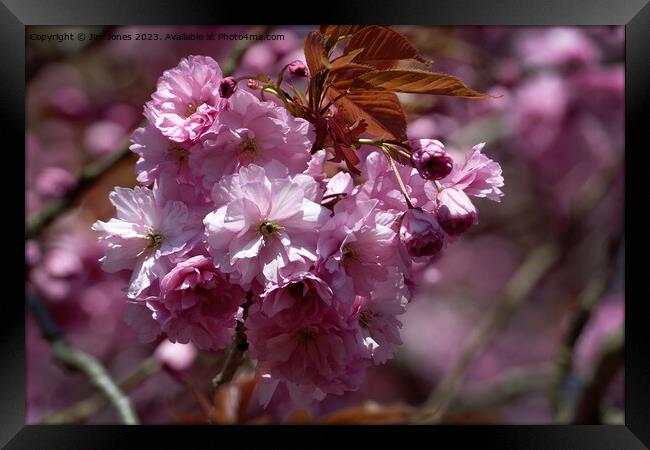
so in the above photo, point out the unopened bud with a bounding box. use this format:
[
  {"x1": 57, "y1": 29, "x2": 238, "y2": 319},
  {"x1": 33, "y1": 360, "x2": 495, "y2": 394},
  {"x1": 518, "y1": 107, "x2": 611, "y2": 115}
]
[
  {"x1": 219, "y1": 76, "x2": 237, "y2": 98},
  {"x1": 410, "y1": 139, "x2": 454, "y2": 181},
  {"x1": 436, "y1": 188, "x2": 478, "y2": 236},
  {"x1": 399, "y1": 208, "x2": 445, "y2": 257},
  {"x1": 287, "y1": 60, "x2": 309, "y2": 78}
]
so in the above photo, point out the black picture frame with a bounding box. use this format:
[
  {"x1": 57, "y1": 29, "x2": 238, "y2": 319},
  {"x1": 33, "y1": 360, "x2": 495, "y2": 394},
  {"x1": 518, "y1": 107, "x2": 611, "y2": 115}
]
[{"x1": 6, "y1": 0, "x2": 649, "y2": 448}]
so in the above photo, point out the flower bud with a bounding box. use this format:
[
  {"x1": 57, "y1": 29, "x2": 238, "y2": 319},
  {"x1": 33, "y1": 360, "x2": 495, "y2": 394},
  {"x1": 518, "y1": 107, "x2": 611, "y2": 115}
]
[
  {"x1": 435, "y1": 188, "x2": 478, "y2": 236},
  {"x1": 410, "y1": 139, "x2": 454, "y2": 181},
  {"x1": 287, "y1": 60, "x2": 309, "y2": 78},
  {"x1": 219, "y1": 76, "x2": 238, "y2": 98},
  {"x1": 399, "y1": 208, "x2": 445, "y2": 257}
]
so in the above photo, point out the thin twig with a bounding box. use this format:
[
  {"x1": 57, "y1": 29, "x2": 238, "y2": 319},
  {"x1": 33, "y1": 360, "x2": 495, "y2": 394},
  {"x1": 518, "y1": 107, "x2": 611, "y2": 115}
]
[
  {"x1": 27, "y1": 296, "x2": 140, "y2": 424},
  {"x1": 382, "y1": 147, "x2": 414, "y2": 208},
  {"x1": 415, "y1": 243, "x2": 561, "y2": 423},
  {"x1": 39, "y1": 356, "x2": 160, "y2": 424},
  {"x1": 26, "y1": 143, "x2": 133, "y2": 240},
  {"x1": 571, "y1": 328, "x2": 624, "y2": 424},
  {"x1": 448, "y1": 365, "x2": 554, "y2": 415},
  {"x1": 212, "y1": 295, "x2": 253, "y2": 389},
  {"x1": 549, "y1": 237, "x2": 621, "y2": 420}
]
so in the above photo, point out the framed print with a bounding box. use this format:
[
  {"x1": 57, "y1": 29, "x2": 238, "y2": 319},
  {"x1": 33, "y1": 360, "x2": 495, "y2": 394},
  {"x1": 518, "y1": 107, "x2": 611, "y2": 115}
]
[{"x1": 4, "y1": 0, "x2": 649, "y2": 448}]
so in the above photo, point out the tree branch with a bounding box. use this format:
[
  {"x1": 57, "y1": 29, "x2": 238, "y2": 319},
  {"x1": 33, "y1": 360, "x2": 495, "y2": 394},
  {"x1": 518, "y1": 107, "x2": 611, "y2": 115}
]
[
  {"x1": 212, "y1": 295, "x2": 253, "y2": 389},
  {"x1": 414, "y1": 243, "x2": 561, "y2": 423},
  {"x1": 571, "y1": 328, "x2": 623, "y2": 424},
  {"x1": 549, "y1": 236, "x2": 621, "y2": 421},
  {"x1": 448, "y1": 365, "x2": 554, "y2": 415},
  {"x1": 26, "y1": 143, "x2": 133, "y2": 240},
  {"x1": 39, "y1": 356, "x2": 160, "y2": 424},
  {"x1": 27, "y1": 296, "x2": 140, "y2": 425}
]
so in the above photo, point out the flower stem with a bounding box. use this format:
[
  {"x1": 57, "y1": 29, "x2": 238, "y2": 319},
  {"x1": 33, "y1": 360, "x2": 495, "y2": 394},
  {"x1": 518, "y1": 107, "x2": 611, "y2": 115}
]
[
  {"x1": 382, "y1": 147, "x2": 414, "y2": 209},
  {"x1": 212, "y1": 294, "x2": 252, "y2": 389}
]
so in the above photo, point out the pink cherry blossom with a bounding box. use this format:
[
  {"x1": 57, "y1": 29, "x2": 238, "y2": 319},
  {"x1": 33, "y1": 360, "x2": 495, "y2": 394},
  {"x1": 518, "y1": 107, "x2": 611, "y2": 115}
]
[
  {"x1": 189, "y1": 89, "x2": 313, "y2": 190},
  {"x1": 154, "y1": 340, "x2": 197, "y2": 371},
  {"x1": 92, "y1": 182, "x2": 203, "y2": 298},
  {"x1": 145, "y1": 255, "x2": 246, "y2": 351},
  {"x1": 144, "y1": 55, "x2": 224, "y2": 143},
  {"x1": 204, "y1": 164, "x2": 328, "y2": 288},
  {"x1": 358, "y1": 151, "x2": 433, "y2": 212},
  {"x1": 441, "y1": 143, "x2": 504, "y2": 202},
  {"x1": 316, "y1": 196, "x2": 402, "y2": 301},
  {"x1": 352, "y1": 268, "x2": 409, "y2": 364},
  {"x1": 130, "y1": 124, "x2": 193, "y2": 185},
  {"x1": 246, "y1": 273, "x2": 368, "y2": 406}
]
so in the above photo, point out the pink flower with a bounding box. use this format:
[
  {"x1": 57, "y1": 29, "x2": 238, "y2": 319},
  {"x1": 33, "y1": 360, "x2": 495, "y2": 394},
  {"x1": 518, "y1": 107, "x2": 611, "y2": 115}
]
[
  {"x1": 399, "y1": 208, "x2": 445, "y2": 257},
  {"x1": 189, "y1": 89, "x2": 313, "y2": 189},
  {"x1": 246, "y1": 273, "x2": 368, "y2": 406},
  {"x1": 358, "y1": 152, "x2": 433, "y2": 212},
  {"x1": 130, "y1": 124, "x2": 192, "y2": 185},
  {"x1": 305, "y1": 150, "x2": 328, "y2": 182},
  {"x1": 352, "y1": 269, "x2": 409, "y2": 364},
  {"x1": 154, "y1": 341, "x2": 197, "y2": 371},
  {"x1": 323, "y1": 171, "x2": 354, "y2": 198},
  {"x1": 144, "y1": 55, "x2": 224, "y2": 143},
  {"x1": 316, "y1": 196, "x2": 402, "y2": 301},
  {"x1": 145, "y1": 255, "x2": 246, "y2": 351},
  {"x1": 441, "y1": 143, "x2": 504, "y2": 202},
  {"x1": 124, "y1": 302, "x2": 162, "y2": 343},
  {"x1": 435, "y1": 188, "x2": 478, "y2": 236},
  {"x1": 92, "y1": 182, "x2": 203, "y2": 298},
  {"x1": 204, "y1": 164, "x2": 328, "y2": 288},
  {"x1": 410, "y1": 139, "x2": 454, "y2": 181}
]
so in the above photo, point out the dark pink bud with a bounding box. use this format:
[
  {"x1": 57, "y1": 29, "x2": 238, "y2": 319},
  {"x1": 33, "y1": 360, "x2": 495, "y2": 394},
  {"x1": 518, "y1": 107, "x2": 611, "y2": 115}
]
[
  {"x1": 436, "y1": 188, "x2": 478, "y2": 236},
  {"x1": 399, "y1": 208, "x2": 445, "y2": 257},
  {"x1": 410, "y1": 139, "x2": 454, "y2": 181},
  {"x1": 287, "y1": 60, "x2": 309, "y2": 78},
  {"x1": 219, "y1": 76, "x2": 238, "y2": 98}
]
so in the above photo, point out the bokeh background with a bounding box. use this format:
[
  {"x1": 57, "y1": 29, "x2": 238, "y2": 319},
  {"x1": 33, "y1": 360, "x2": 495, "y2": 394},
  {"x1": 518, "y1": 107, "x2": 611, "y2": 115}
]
[{"x1": 25, "y1": 25, "x2": 624, "y2": 424}]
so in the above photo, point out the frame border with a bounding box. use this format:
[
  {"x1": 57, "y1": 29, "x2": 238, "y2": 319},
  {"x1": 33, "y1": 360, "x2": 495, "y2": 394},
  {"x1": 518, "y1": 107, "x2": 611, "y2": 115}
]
[{"x1": 8, "y1": 0, "x2": 649, "y2": 448}]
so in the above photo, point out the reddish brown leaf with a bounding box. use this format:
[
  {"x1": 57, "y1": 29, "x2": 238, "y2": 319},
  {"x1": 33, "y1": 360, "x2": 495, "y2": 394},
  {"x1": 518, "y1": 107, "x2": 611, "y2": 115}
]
[
  {"x1": 331, "y1": 48, "x2": 366, "y2": 68},
  {"x1": 344, "y1": 26, "x2": 431, "y2": 69},
  {"x1": 304, "y1": 31, "x2": 329, "y2": 76},
  {"x1": 352, "y1": 69, "x2": 493, "y2": 98},
  {"x1": 327, "y1": 87, "x2": 407, "y2": 141},
  {"x1": 328, "y1": 63, "x2": 374, "y2": 91},
  {"x1": 325, "y1": 62, "x2": 407, "y2": 141},
  {"x1": 320, "y1": 25, "x2": 366, "y2": 50}
]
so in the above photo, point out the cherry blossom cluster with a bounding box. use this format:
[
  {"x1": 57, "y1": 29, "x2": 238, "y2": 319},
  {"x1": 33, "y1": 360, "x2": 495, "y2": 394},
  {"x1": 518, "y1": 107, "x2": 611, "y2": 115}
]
[{"x1": 93, "y1": 55, "x2": 504, "y2": 406}]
